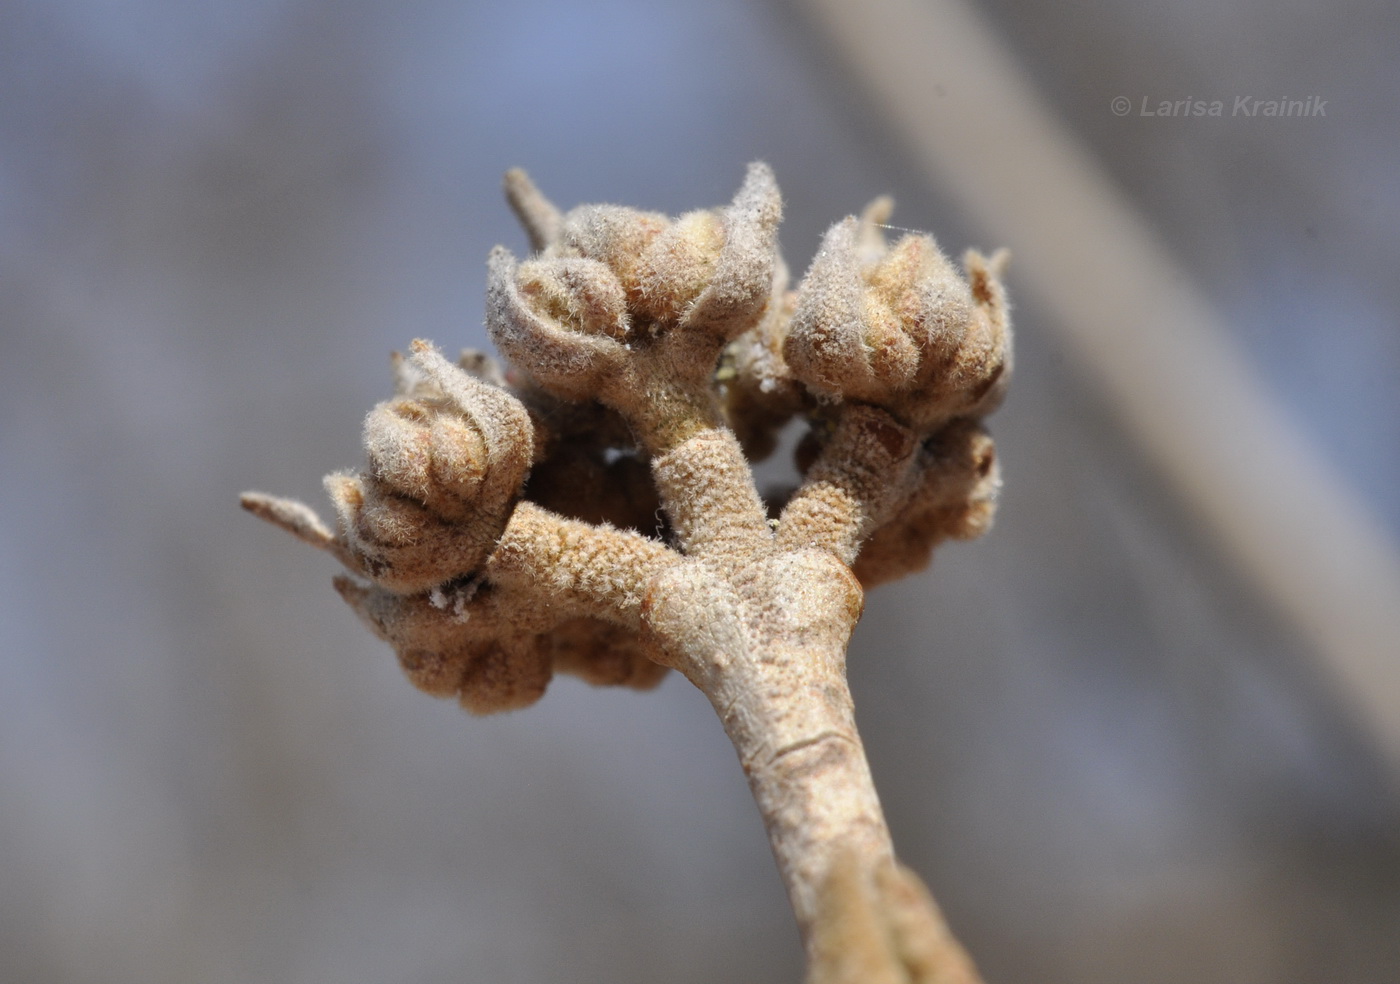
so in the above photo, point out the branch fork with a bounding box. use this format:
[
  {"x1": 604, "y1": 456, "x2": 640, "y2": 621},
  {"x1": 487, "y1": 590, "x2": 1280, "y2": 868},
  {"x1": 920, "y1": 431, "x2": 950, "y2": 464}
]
[{"x1": 243, "y1": 163, "x2": 1009, "y2": 983}]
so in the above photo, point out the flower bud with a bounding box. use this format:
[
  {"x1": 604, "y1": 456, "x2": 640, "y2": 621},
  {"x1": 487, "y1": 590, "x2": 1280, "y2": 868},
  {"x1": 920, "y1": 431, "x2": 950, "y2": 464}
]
[
  {"x1": 666, "y1": 160, "x2": 783, "y2": 340},
  {"x1": 333, "y1": 577, "x2": 552, "y2": 714},
  {"x1": 487, "y1": 246, "x2": 629, "y2": 401},
  {"x1": 325, "y1": 342, "x2": 535, "y2": 594},
  {"x1": 784, "y1": 210, "x2": 1011, "y2": 430},
  {"x1": 850, "y1": 420, "x2": 1001, "y2": 586},
  {"x1": 456, "y1": 637, "x2": 552, "y2": 714},
  {"x1": 632, "y1": 209, "x2": 726, "y2": 323},
  {"x1": 487, "y1": 163, "x2": 783, "y2": 401},
  {"x1": 550, "y1": 617, "x2": 668, "y2": 689},
  {"x1": 914, "y1": 419, "x2": 1001, "y2": 542},
  {"x1": 367, "y1": 341, "x2": 533, "y2": 519},
  {"x1": 364, "y1": 398, "x2": 488, "y2": 516},
  {"x1": 557, "y1": 203, "x2": 670, "y2": 289},
  {"x1": 324, "y1": 472, "x2": 498, "y2": 594}
]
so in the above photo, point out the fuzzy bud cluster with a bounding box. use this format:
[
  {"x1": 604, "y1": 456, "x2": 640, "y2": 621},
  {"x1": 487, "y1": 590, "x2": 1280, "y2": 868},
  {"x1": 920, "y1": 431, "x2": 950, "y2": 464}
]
[
  {"x1": 783, "y1": 205, "x2": 1010, "y2": 432},
  {"x1": 487, "y1": 162, "x2": 784, "y2": 406},
  {"x1": 244, "y1": 163, "x2": 1012, "y2": 712},
  {"x1": 243, "y1": 341, "x2": 668, "y2": 714},
  {"x1": 324, "y1": 342, "x2": 533, "y2": 594},
  {"x1": 243, "y1": 163, "x2": 1014, "y2": 984}
]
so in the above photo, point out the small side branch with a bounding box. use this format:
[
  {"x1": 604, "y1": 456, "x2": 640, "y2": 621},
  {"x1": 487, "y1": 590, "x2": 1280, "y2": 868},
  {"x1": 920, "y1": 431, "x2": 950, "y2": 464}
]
[
  {"x1": 487, "y1": 501, "x2": 680, "y2": 626},
  {"x1": 778, "y1": 405, "x2": 918, "y2": 564},
  {"x1": 503, "y1": 168, "x2": 563, "y2": 253},
  {"x1": 239, "y1": 491, "x2": 360, "y2": 571},
  {"x1": 651, "y1": 427, "x2": 772, "y2": 563}
]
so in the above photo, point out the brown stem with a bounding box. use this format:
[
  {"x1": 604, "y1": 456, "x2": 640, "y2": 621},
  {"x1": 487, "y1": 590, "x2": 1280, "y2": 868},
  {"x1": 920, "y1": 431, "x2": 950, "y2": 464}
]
[
  {"x1": 643, "y1": 543, "x2": 983, "y2": 983},
  {"x1": 778, "y1": 404, "x2": 919, "y2": 565},
  {"x1": 486, "y1": 501, "x2": 680, "y2": 627},
  {"x1": 711, "y1": 639, "x2": 894, "y2": 936},
  {"x1": 650, "y1": 428, "x2": 772, "y2": 560}
]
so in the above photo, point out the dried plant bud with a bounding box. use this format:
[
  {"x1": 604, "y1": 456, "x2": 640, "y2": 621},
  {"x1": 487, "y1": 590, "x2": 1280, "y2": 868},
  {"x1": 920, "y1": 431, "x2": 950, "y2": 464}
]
[
  {"x1": 323, "y1": 341, "x2": 537, "y2": 593},
  {"x1": 372, "y1": 341, "x2": 534, "y2": 516},
  {"x1": 959, "y1": 247, "x2": 1013, "y2": 417},
  {"x1": 334, "y1": 576, "x2": 482, "y2": 697},
  {"x1": 406, "y1": 341, "x2": 535, "y2": 502},
  {"x1": 364, "y1": 399, "x2": 489, "y2": 516},
  {"x1": 487, "y1": 246, "x2": 630, "y2": 401},
  {"x1": 323, "y1": 472, "x2": 492, "y2": 593},
  {"x1": 248, "y1": 165, "x2": 1011, "y2": 980},
  {"x1": 919, "y1": 419, "x2": 1001, "y2": 542},
  {"x1": 638, "y1": 161, "x2": 784, "y2": 339},
  {"x1": 335, "y1": 577, "x2": 552, "y2": 713},
  {"x1": 487, "y1": 163, "x2": 783, "y2": 402},
  {"x1": 334, "y1": 577, "x2": 665, "y2": 714},
  {"x1": 558, "y1": 202, "x2": 670, "y2": 286},
  {"x1": 784, "y1": 208, "x2": 1011, "y2": 431},
  {"x1": 632, "y1": 209, "x2": 726, "y2": 323},
  {"x1": 456, "y1": 636, "x2": 553, "y2": 714}
]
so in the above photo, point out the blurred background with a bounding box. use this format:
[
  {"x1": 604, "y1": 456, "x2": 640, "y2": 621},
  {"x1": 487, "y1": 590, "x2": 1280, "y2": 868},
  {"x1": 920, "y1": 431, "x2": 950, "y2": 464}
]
[{"x1": 2, "y1": 0, "x2": 1397, "y2": 981}]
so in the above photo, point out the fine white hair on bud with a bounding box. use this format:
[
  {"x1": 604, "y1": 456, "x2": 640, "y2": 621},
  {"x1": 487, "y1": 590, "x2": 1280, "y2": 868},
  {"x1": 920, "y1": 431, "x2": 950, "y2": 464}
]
[
  {"x1": 669, "y1": 160, "x2": 783, "y2": 340},
  {"x1": 486, "y1": 245, "x2": 629, "y2": 401},
  {"x1": 486, "y1": 163, "x2": 783, "y2": 405},
  {"x1": 322, "y1": 341, "x2": 537, "y2": 594},
  {"x1": 784, "y1": 203, "x2": 1011, "y2": 431},
  {"x1": 246, "y1": 165, "x2": 1012, "y2": 982}
]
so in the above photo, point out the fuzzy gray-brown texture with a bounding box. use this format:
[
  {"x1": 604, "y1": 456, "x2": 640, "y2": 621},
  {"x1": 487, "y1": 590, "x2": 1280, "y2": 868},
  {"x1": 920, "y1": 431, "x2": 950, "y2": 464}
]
[{"x1": 243, "y1": 164, "x2": 1010, "y2": 983}]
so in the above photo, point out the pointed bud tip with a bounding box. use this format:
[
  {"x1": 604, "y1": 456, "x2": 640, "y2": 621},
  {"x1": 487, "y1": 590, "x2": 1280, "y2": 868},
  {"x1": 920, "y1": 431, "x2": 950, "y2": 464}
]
[
  {"x1": 240, "y1": 491, "x2": 336, "y2": 549},
  {"x1": 860, "y1": 195, "x2": 895, "y2": 227}
]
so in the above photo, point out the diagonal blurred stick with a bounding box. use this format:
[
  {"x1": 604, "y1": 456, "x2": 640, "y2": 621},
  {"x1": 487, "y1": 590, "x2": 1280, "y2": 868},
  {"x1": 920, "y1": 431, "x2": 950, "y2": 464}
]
[{"x1": 794, "y1": 0, "x2": 1400, "y2": 776}]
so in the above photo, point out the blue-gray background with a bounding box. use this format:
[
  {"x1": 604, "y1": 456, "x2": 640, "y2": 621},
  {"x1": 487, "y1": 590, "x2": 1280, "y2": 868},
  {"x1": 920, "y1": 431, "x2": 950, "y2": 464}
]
[{"x1": 2, "y1": 1, "x2": 1396, "y2": 981}]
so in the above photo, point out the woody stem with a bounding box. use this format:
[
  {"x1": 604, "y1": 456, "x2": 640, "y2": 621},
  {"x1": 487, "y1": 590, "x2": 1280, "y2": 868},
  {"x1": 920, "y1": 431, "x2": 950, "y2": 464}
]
[{"x1": 705, "y1": 640, "x2": 895, "y2": 937}]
